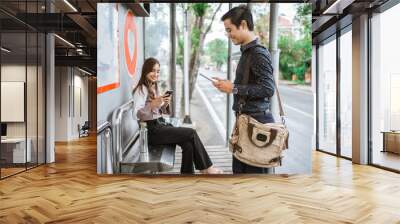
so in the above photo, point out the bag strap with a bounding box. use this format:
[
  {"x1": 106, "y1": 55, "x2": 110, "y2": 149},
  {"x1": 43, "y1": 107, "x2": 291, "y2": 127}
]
[
  {"x1": 239, "y1": 45, "x2": 285, "y2": 118},
  {"x1": 274, "y1": 80, "x2": 285, "y2": 117},
  {"x1": 238, "y1": 56, "x2": 251, "y2": 114}
]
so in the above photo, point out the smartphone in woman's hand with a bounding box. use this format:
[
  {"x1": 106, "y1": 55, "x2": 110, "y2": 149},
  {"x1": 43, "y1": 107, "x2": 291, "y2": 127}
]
[{"x1": 164, "y1": 90, "x2": 173, "y2": 97}]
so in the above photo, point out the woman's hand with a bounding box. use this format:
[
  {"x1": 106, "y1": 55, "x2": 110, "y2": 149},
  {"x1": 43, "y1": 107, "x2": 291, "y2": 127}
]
[
  {"x1": 149, "y1": 97, "x2": 164, "y2": 109},
  {"x1": 162, "y1": 95, "x2": 171, "y2": 106}
]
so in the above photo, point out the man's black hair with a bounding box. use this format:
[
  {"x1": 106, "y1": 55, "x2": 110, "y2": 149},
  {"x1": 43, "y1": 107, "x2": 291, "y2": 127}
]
[{"x1": 221, "y1": 5, "x2": 254, "y2": 31}]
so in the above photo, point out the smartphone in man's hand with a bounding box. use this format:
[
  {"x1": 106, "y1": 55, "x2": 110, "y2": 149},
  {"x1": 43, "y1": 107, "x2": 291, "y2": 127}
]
[{"x1": 199, "y1": 73, "x2": 218, "y2": 82}]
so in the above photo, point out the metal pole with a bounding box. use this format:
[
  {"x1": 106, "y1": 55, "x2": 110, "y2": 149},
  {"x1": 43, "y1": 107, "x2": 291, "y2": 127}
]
[
  {"x1": 247, "y1": 2, "x2": 253, "y2": 11},
  {"x1": 170, "y1": 3, "x2": 177, "y2": 117},
  {"x1": 143, "y1": 12, "x2": 146, "y2": 58},
  {"x1": 183, "y1": 5, "x2": 191, "y2": 123},
  {"x1": 336, "y1": 28, "x2": 341, "y2": 157},
  {"x1": 269, "y1": 3, "x2": 280, "y2": 118},
  {"x1": 46, "y1": 0, "x2": 56, "y2": 163},
  {"x1": 226, "y1": 3, "x2": 233, "y2": 146},
  {"x1": 0, "y1": 18, "x2": 2, "y2": 178}
]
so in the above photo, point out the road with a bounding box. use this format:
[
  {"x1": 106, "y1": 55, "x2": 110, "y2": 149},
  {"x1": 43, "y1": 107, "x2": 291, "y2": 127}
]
[
  {"x1": 193, "y1": 68, "x2": 314, "y2": 174},
  {"x1": 276, "y1": 84, "x2": 313, "y2": 174}
]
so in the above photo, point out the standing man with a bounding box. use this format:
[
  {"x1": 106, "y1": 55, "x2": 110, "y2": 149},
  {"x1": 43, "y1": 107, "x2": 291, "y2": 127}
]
[{"x1": 213, "y1": 5, "x2": 276, "y2": 174}]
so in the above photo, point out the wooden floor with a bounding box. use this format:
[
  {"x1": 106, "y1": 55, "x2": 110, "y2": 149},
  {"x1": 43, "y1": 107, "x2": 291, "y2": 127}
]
[
  {"x1": 373, "y1": 151, "x2": 400, "y2": 171},
  {"x1": 1, "y1": 136, "x2": 400, "y2": 223},
  {"x1": 0, "y1": 167, "x2": 26, "y2": 178}
]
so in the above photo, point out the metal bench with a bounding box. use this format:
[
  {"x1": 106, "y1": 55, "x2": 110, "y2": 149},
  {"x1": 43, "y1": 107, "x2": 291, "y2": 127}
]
[{"x1": 111, "y1": 99, "x2": 179, "y2": 174}]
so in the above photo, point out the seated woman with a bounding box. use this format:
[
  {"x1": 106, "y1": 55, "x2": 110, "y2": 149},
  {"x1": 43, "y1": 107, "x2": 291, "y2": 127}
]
[{"x1": 132, "y1": 57, "x2": 223, "y2": 174}]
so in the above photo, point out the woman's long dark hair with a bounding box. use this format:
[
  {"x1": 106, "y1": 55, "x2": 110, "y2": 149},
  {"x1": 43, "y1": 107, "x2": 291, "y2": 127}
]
[{"x1": 133, "y1": 57, "x2": 160, "y2": 99}]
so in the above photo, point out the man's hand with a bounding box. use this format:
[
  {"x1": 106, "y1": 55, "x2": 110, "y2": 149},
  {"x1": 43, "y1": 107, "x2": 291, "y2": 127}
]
[{"x1": 212, "y1": 77, "x2": 234, "y2": 94}]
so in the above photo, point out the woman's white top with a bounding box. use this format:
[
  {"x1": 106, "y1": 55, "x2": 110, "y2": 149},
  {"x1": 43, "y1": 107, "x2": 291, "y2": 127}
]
[{"x1": 132, "y1": 86, "x2": 169, "y2": 121}]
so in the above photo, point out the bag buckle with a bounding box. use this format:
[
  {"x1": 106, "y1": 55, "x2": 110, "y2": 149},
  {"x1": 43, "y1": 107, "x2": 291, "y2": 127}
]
[
  {"x1": 281, "y1": 116, "x2": 286, "y2": 125},
  {"x1": 238, "y1": 102, "x2": 244, "y2": 115},
  {"x1": 233, "y1": 144, "x2": 242, "y2": 153}
]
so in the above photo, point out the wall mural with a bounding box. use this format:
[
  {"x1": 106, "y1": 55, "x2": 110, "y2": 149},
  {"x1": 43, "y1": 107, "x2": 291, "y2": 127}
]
[
  {"x1": 124, "y1": 10, "x2": 138, "y2": 77},
  {"x1": 97, "y1": 4, "x2": 138, "y2": 94}
]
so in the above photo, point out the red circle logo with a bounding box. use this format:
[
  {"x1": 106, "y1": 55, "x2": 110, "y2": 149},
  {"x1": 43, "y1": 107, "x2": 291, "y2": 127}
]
[{"x1": 124, "y1": 10, "x2": 138, "y2": 77}]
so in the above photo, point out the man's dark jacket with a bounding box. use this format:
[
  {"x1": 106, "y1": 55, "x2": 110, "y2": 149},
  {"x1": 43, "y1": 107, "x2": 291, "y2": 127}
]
[{"x1": 233, "y1": 38, "x2": 275, "y2": 114}]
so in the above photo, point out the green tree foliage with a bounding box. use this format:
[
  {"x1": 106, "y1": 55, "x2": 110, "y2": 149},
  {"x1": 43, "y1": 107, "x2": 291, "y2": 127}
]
[
  {"x1": 296, "y1": 3, "x2": 312, "y2": 71},
  {"x1": 254, "y1": 13, "x2": 270, "y2": 47},
  {"x1": 176, "y1": 3, "x2": 222, "y2": 99},
  {"x1": 205, "y1": 38, "x2": 228, "y2": 70},
  {"x1": 279, "y1": 4, "x2": 312, "y2": 81},
  {"x1": 278, "y1": 35, "x2": 295, "y2": 80},
  {"x1": 177, "y1": 36, "x2": 184, "y2": 68},
  {"x1": 191, "y1": 27, "x2": 201, "y2": 53},
  {"x1": 191, "y1": 3, "x2": 210, "y2": 17},
  {"x1": 295, "y1": 3, "x2": 312, "y2": 41},
  {"x1": 279, "y1": 34, "x2": 310, "y2": 81}
]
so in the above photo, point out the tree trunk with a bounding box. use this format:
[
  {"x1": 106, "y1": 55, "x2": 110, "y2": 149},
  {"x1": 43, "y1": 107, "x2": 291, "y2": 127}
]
[
  {"x1": 188, "y1": 16, "x2": 205, "y2": 100},
  {"x1": 175, "y1": 3, "x2": 222, "y2": 100}
]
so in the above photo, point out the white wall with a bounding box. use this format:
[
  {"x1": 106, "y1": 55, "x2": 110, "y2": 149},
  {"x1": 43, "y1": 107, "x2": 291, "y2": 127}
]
[
  {"x1": 1, "y1": 63, "x2": 46, "y2": 164},
  {"x1": 55, "y1": 67, "x2": 89, "y2": 141},
  {"x1": 72, "y1": 72, "x2": 89, "y2": 138},
  {"x1": 1, "y1": 65, "x2": 26, "y2": 140},
  {"x1": 55, "y1": 67, "x2": 68, "y2": 141},
  {"x1": 1, "y1": 65, "x2": 39, "y2": 138}
]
